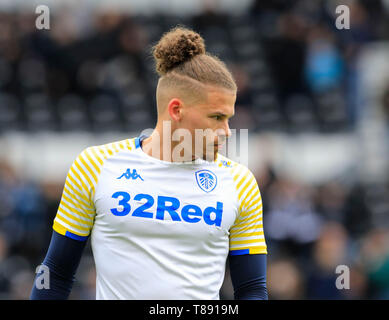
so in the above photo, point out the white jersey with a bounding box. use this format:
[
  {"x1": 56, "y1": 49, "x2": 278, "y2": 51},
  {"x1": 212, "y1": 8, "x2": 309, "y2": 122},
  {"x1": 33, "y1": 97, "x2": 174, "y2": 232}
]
[{"x1": 52, "y1": 136, "x2": 267, "y2": 300}]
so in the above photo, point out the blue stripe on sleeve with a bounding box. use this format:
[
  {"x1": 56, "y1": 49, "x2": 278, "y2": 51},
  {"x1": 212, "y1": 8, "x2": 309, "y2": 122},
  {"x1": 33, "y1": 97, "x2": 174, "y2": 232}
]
[
  {"x1": 229, "y1": 249, "x2": 250, "y2": 256},
  {"x1": 65, "y1": 231, "x2": 88, "y2": 241}
]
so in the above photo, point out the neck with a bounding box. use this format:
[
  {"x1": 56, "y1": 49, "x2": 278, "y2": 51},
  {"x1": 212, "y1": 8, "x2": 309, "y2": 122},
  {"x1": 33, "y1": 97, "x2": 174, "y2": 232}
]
[{"x1": 141, "y1": 123, "x2": 197, "y2": 163}]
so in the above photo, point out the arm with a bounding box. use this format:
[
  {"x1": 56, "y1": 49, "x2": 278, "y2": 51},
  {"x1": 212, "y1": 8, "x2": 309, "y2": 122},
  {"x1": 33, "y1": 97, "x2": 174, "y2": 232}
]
[
  {"x1": 30, "y1": 147, "x2": 101, "y2": 299},
  {"x1": 30, "y1": 230, "x2": 88, "y2": 300},
  {"x1": 227, "y1": 164, "x2": 268, "y2": 299},
  {"x1": 229, "y1": 253, "x2": 268, "y2": 300}
]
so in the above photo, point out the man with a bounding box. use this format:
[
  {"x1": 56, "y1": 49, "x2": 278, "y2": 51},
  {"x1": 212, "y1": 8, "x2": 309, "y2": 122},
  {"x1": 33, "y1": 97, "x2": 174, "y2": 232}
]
[{"x1": 30, "y1": 27, "x2": 267, "y2": 300}]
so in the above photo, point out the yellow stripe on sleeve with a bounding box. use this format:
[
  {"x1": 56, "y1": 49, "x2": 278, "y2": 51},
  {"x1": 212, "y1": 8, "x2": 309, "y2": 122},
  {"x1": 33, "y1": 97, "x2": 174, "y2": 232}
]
[
  {"x1": 229, "y1": 238, "x2": 265, "y2": 245},
  {"x1": 230, "y1": 218, "x2": 263, "y2": 232},
  {"x1": 229, "y1": 231, "x2": 264, "y2": 239},
  {"x1": 238, "y1": 178, "x2": 256, "y2": 203},
  {"x1": 69, "y1": 166, "x2": 90, "y2": 196},
  {"x1": 232, "y1": 166, "x2": 245, "y2": 183},
  {"x1": 59, "y1": 198, "x2": 95, "y2": 221},
  {"x1": 111, "y1": 142, "x2": 119, "y2": 153},
  {"x1": 64, "y1": 180, "x2": 90, "y2": 205},
  {"x1": 57, "y1": 208, "x2": 93, "y2": 231},
  {"x1": 249, "y1": 246, "x2": 267, "y2": 254},
  {"x1": 229, "y1": 163, "x2": 267, "y2": 254},
  {"x1": 53, "y1": 219, "x2": 89, "y2": 237},
  {"x1": 62, "y1": 192, "x2": 95, "y2": 214},
  {"x1": 52, "y1": 138, "x2": 137, "y2": 239},
  {"x1": 74, "y1": 159, "x2": 95, "y2": 187},
  {"x1": 236, "y1": 171, "x2": 252, "y2": 191},
  {"x1": 238, "y1": 183, "x2": 257, "y2": 213},
  {"x1": 84, "y1": 148, "x2": 101, "y2": 174},
  {"x1": 243, "y1": 191, "x2": 262, "y2": 211},
  {"x1": 53, "y1": 220, "x2": 67, "y2": 236},
  {"x1": 90, "y1": 147, "x2": 104, "y2": 165},
  {"x1": 63, "y1": 184, "x2": 93, "y2": 209}
]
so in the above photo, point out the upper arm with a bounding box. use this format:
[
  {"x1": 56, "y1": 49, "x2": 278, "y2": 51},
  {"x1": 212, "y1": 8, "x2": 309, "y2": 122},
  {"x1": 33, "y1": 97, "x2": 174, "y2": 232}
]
[
  {"x1": 229, "y1": 165, "x2": 267, "y2": 256},
  {"x1": 229, "y1": 253, "x2": 268, "y2": 300},
  {"x1": 53, "y1": 147, "x2": 101, "y2": 241},
  {"x1": 30, "y1": 230, "x2": 88, "y2": 299}
]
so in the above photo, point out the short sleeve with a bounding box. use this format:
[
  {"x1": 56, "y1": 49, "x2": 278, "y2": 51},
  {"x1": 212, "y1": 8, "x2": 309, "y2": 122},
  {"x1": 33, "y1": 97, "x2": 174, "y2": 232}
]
[
  {"x1": 229, "y1": 165, "x2": 267, "y2": 255},
  {"x1": 53, "y1": 147, "x2": 100, "y2": 241}
]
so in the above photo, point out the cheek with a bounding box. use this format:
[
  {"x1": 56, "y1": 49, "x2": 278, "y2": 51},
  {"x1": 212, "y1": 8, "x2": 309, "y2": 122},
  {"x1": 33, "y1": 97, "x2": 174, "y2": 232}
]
[{"x1": 186, "y1": 114, "x2": 211, "y2": 130}]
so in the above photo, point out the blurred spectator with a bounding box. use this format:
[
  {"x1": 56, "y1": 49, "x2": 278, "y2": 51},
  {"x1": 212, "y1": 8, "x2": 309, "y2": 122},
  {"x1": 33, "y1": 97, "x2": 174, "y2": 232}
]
[
  {"x1": 305, "y1": 222, "x2": 349, "y2": 299},
  {"x1": 358, "y1": 228, "x2": 389, "y2": 299},
  {"x1": 267, "y1": 258, "x2": 305, "y2": 299},
  {"x1": 230, "y1": 64, "x2": 253, "y2": 109},
  {"x1": 314, "y1": 181, "x2": 347, "y2": 223},
  {"x1": 264, "y1": 176, "x2": 323, "y2": 259},
  {"x1": 228, "y1": 64, "x2": 256, "y2": 130},
  {"x1": 382, "y1": 83, "x2": 389, "y2": 126},
  {"x1": 345, "y1": 266, "x2": 368, "y2": 299},
  {"x1": 262, "y1": 12, "x2": 308, "y2": 102},
  {"x1": 192, "y1": 0, "x2": 228, "y2": 31},
  {"x1": 305, "y1": 24, "x2": 344, "y2": 94},
  {"x1": 343, "y1": 183, "x2": 371, "y2": 238},
  {"x1": 334, "y1": 0, "x2": 379, "y2": 126},
  {"x1": 9, "y1": 269, "x2": 35, "y2": 300},
  {"x1": 0, "y1": 232, "x2": 10, "y2": 298}
]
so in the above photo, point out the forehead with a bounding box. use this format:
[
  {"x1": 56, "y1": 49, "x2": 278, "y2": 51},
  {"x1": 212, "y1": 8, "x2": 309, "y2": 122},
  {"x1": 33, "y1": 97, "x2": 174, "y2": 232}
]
[{"x1": 200, "y1": 86, "x2": 236, "y2": 113}]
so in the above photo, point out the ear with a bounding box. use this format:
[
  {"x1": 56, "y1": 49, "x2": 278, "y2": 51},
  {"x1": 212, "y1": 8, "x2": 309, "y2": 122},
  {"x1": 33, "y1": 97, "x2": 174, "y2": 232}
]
[{"x1": 167, "y1": 98, "x2": 183, "y2": 122}]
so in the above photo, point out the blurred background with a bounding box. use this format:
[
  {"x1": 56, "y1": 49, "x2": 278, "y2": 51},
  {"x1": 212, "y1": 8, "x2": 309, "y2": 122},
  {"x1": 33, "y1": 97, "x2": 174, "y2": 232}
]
[{"x1": 0, "y1": 0, "x2": 389, "y2": 299}]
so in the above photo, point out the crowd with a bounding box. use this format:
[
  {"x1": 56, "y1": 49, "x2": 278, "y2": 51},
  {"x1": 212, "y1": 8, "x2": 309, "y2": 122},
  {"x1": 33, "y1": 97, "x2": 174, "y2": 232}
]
[
  {"x1": 0, "y1": 0, "x2": 389, "y2": 299},
  {"x1": 1, "y1": 0, "x2": 387, "y2": 134}
]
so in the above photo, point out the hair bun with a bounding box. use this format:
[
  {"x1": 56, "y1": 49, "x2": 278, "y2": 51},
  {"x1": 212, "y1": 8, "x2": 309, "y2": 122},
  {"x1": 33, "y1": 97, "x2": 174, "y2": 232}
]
[{"x1": 153, "y1": 26, "x2": 206, "y2": 76}]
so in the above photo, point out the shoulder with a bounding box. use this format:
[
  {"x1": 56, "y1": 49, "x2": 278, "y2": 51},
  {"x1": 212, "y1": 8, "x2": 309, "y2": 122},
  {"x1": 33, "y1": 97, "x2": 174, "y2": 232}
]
[
  {"x1": 75, "y1": 137, "x2": 137, "y2": 163},
  {"x1": 88, "y1": 137, "x2": 137, "y2": 157},
  {"x1": 216, "y1": 154, "x2": 261, "y2": 209},
  {"x1": 69, "y1": 138, "x2": 138, "y2": 178},
  {"x1": 216, "y1": 154, "x2": 257, "y2": 183}
]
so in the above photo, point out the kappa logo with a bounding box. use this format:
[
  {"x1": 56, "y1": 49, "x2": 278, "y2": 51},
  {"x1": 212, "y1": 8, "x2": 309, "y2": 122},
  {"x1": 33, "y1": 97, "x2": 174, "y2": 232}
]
[
  {"x1": 195, "y1": 170, "x2": 217, "y2": 193},
  {"x1": 117, "y1": 168, "x2": 144, "y2": 181}
]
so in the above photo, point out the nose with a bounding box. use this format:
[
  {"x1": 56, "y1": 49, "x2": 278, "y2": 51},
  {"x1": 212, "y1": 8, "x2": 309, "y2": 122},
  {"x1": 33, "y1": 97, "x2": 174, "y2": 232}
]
[
  {"x1": 223, "y1": 120, "x2": 232, "y2": 138},
  {"x1": 216, "y1": 121, "x2": 231, "y2": 142}
]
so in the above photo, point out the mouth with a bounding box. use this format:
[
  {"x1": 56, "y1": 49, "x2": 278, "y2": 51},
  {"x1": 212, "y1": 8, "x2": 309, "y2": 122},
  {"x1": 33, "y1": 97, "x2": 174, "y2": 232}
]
[{"x1": 206, "y1": 140, "x2": 226, "y2": 151}]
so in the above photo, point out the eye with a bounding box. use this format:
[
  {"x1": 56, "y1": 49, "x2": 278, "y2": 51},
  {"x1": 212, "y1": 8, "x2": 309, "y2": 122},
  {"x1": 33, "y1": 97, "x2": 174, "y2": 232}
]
[{"x1": 211, "y1": 115, "x2": 223, "y2": 121}]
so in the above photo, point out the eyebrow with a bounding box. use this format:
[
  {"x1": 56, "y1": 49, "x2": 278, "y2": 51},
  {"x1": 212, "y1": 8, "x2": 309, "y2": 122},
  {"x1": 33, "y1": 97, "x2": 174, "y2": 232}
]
[{"x1": 209, "y1": 112, "x2": 235, "y2": 118}]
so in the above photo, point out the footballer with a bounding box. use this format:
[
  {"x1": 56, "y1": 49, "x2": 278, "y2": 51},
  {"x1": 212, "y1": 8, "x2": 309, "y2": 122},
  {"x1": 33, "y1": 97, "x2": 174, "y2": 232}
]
[{"x1": 30, "y1": 27, "x2": 268, "y2": 300}]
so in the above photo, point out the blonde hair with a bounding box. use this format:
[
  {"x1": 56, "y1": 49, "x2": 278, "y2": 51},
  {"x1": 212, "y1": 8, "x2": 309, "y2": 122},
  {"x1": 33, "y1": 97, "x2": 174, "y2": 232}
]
[{"x1": 152, "y1": 26, "x2": 237, "y2": 106}]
